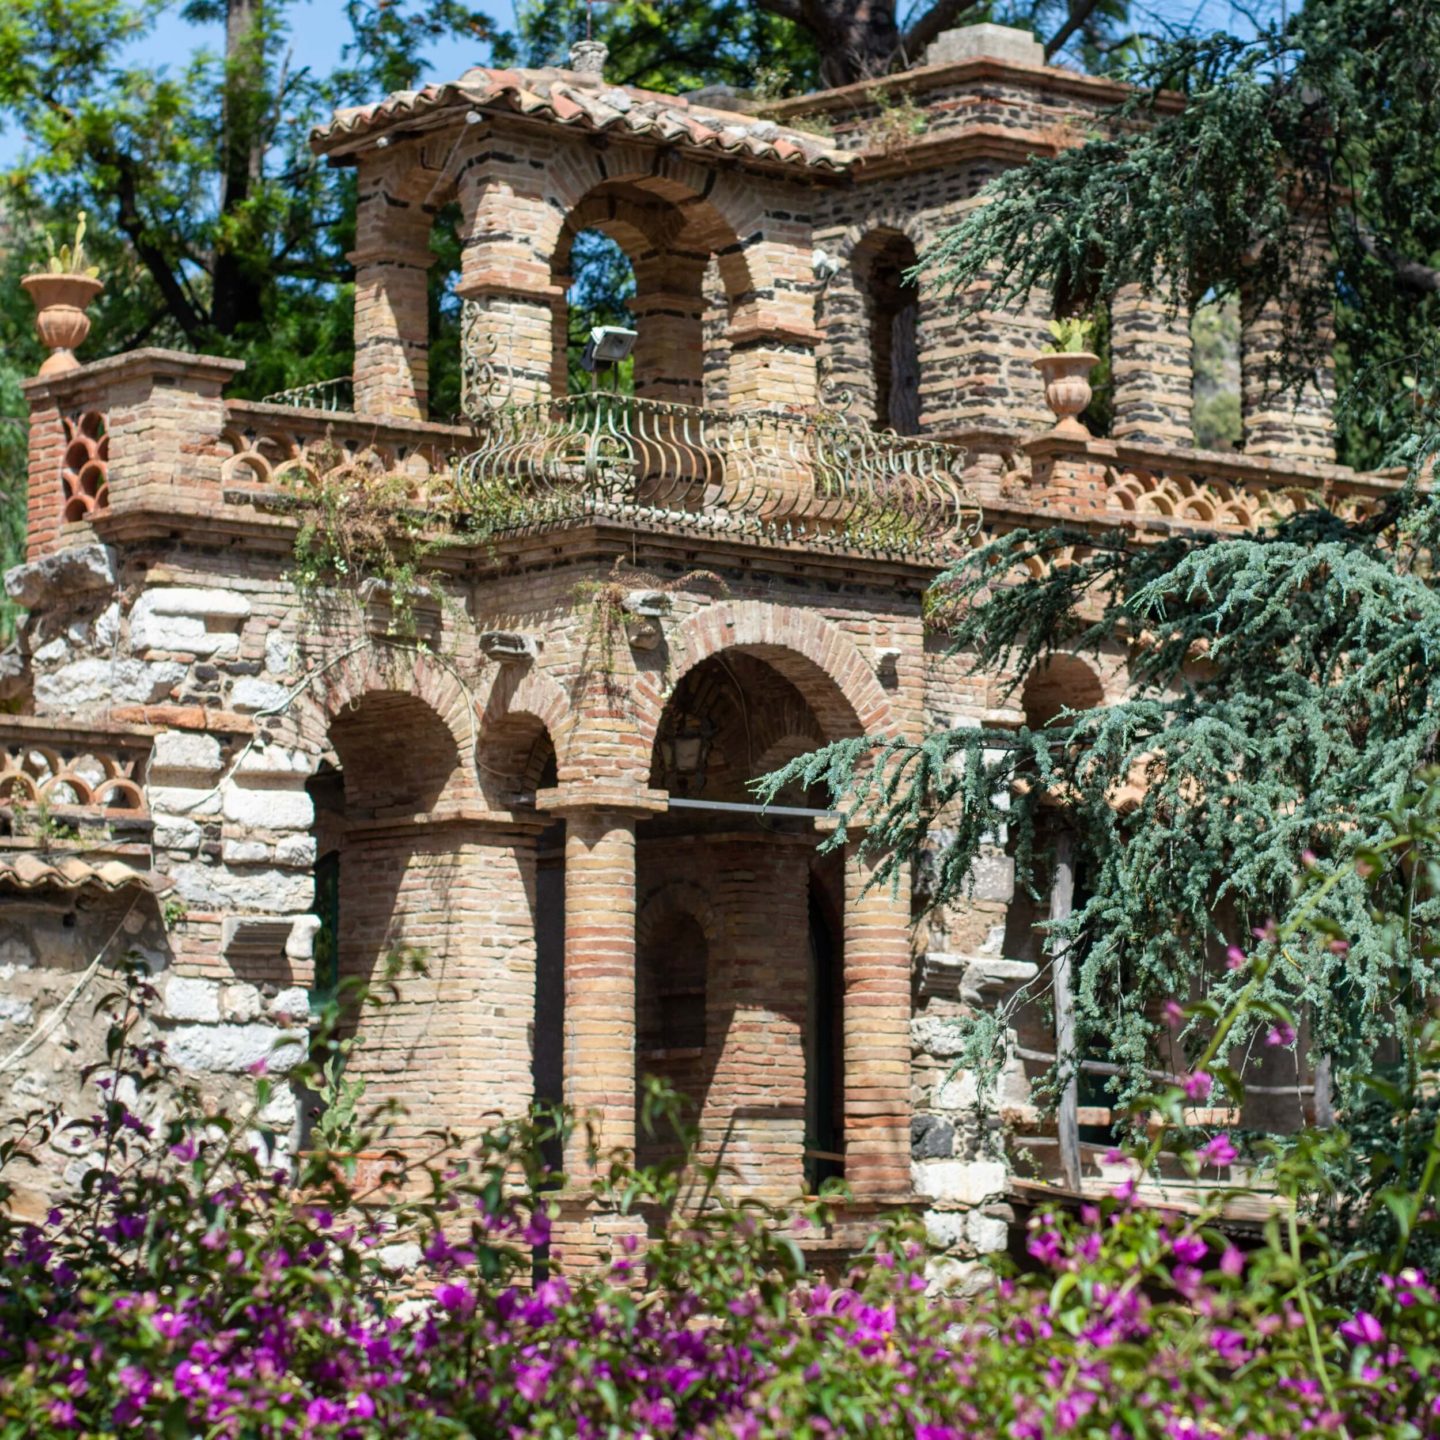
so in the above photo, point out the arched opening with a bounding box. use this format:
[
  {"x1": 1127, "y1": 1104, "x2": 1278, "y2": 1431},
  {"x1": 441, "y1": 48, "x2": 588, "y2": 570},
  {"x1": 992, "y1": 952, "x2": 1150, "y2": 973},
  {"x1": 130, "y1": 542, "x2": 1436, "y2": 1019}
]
[
  {"x1": 300, "y1": 689, "x2": 494, "y2": 1150},
  {"x1": 564, "y1": 229, "x2": 637, "y2": 396},
  {"x1": 1020, "y1": 654, "x2": 1106, "y2": 731},
  {"x1": 475, "y1": 708, "x2": 565, "y2": 1175},
  {"x1": 857, "y1": 231, "x2": 921, "y2": 435},
  {"x1": 641, "y1": 648, "x2": 860, "y2": 1200},
  {"x1": 552, "y1": 178, "x2": 749, "y2": 408}
]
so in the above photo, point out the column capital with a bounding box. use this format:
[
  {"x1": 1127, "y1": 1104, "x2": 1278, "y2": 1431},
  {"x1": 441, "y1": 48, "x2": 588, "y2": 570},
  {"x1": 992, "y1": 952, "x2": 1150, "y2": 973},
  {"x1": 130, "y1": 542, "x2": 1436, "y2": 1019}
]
[{"x1": 535, "y1": 783, "x2": 669, "y2": 819}]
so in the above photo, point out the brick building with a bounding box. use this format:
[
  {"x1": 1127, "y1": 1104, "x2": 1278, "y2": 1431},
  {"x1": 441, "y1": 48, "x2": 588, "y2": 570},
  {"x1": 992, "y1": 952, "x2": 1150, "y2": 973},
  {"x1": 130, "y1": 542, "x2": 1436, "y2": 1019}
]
[{"x1": 0, "y1": 25, "x2": 1393, "y2": 1269}]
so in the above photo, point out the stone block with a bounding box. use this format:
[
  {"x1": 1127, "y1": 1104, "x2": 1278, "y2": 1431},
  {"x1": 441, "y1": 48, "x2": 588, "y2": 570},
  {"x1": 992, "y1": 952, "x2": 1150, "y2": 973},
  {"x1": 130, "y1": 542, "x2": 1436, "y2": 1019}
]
[
  {"x1": 146, "y1": 785, "x2": 221, "y2": 818},
  {"x1": 5, "y1": 544, "x2": 117, "y2": 609},
  {"x1": 171, "y1": 864, "x2": 314, "y2": 913},
  {"x1": 911, "y1": 1113, "x2": 955, "y2": 1159},
  {"x1": 150, "y1": 732, "x2": 223, "y2": 777},
  {"x1": 130, "y1": 588, "x2": 250, "y2": 658},
  {"x1": 922, "y1": 1209, "x2": 969, "y2": 1251},
  {"x1": 230, "y1": 677, "x2": 291, "y2": 713},
  {"x1": 164, "y1": 1022, "x2": 305, "y2": 1074},
  {"x1": 286, "y1": 915, "x2": 321, "y2": 960},
  {"x1": 970, "y1": 854, "x2": 1015, "y2": 903},
  {"x1": 924, "y1": 22, "x2": 1044, "y2": 66},
  {"x1": 966, "y1": 1211, "x2": 1010, "y2": 1254},
  {"x1": 912, "y1": 1015, "x2": 968, "y2": 1059},
  {"x1": 163, "y1": 975, "x2": 221, "y2": 1023},
  {"x1": 275, "y1": 834, "x2": 317, "y2": 868},
  {"x1": 912, "y1": 1158, "x2": 1007, "y2": 1204},
  {"x1": 234, "y1": 746, "x2": 312, "y2": 776},
  {"x1": 269, "y1": 987, "x2": 311, "y2": 1019},
  {"x1": 264, "y1": 632, "x2": 296, "y2": 675},
  {"x1": 133, "y1": 587, "x2": 252, "y2": 621},
  {"x1": 222, "y1": 982, "x2": 262, "y2": 1023},
  {"x1": 222, "y1": 839, "x2": 270, "y2": 864},
  {"x1": 221, "y1": 781, "x2": 314, "y2": 830},
  {"x1": 0, "y1": 995, "x2": 35, "y2": 1028},
  {"x1": 35, "y1": 658, "x2": 185, "y2": 709},
  {"x1": 32, "y1": 637, "x2": 66, "y2": 664}
]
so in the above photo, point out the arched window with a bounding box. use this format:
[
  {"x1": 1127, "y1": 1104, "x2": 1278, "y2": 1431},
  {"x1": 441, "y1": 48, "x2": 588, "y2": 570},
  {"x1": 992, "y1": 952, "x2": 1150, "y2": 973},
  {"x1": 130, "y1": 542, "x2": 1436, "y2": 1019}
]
[
  {"x1": 565, "y1": 228, "x2": 636, "y2": 395},
  {"x1": 863, "y1": 233, "x2": 921, "y2": 435}
]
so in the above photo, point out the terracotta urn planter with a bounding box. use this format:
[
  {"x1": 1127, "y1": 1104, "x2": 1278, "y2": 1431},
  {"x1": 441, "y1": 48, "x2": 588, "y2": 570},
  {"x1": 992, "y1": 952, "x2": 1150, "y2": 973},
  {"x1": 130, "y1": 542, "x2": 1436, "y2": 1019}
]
[
  {"x1": 22, "y1": 273, "x2": 103, "y2": 376},
  {"x1": 1033, "y1": 351, "x2": 1099, "y2": 437}
]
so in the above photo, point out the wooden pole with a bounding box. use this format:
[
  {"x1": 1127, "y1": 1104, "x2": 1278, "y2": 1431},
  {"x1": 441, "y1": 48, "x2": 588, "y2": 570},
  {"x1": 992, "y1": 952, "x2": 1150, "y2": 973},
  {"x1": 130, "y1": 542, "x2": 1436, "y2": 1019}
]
[{"x1": 1049, "y1": 830, "x2": 1082, "y2": 1192}]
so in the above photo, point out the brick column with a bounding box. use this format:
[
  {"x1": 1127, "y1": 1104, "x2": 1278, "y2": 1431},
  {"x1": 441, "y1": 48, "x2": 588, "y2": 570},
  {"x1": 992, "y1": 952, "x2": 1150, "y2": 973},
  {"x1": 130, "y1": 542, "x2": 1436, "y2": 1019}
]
[
  {"x1": 351, "y1": 244, "x2": 432, "y2": 420},
  {"x1": 843, "y1": 847, "x2": 913, "y2": 1201},
  {"x1": 560, "y1": 808, "x2": 639, "y2": 1170},
  {"x1": 1241, "y1": 283, "x2": 1335, "y2": 463},
  {"x1": 1110, "y1": 285, "x2": 1194, "y2": 446},
  {"x1": 1240, "y1": 219, "x2": 1335, "y2": 463},
  {"x1": 350, "y1": 147, "x2": 435, "y2": 420}
]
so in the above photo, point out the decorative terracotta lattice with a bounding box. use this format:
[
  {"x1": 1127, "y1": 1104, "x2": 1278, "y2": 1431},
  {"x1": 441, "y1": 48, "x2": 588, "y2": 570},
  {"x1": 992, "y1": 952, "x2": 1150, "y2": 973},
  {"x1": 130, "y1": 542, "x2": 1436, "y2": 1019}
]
[
  {"x1": 61, "y1": 411, "x2": 109, "y2": 522},
  {"x1": 218, "y1": 415, "x2": 461, "y2": 507},
  {"x1": 1106, "y1": 464, "x2": 1314, "y2": 530},
  {"x1": 0, "y1": 736, "x2": 146, "y2": 814}
]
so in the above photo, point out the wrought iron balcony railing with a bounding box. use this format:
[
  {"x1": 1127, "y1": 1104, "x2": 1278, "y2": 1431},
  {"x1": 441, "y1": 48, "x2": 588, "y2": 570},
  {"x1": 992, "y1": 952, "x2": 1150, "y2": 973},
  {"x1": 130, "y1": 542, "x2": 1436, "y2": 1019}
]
[
  {"x1": 259, "y1": 376, "x2": 355, "y2": 412},
  {"x1": 453, "y1": 392, "x2": 982, "y2": 558}
]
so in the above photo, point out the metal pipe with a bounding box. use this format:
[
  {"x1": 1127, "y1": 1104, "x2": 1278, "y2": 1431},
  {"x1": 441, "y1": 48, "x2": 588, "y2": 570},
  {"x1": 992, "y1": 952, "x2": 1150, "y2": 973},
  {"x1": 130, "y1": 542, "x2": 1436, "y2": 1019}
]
[{"x1": 665, "y1": 797, "x2": 838, "y2": 819}]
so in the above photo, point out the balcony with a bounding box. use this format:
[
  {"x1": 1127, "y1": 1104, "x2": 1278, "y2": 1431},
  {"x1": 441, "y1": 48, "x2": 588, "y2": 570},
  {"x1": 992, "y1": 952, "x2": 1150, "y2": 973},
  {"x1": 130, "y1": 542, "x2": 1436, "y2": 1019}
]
[{"x1": 449, "y1": 391, "x2": 983, "y2": 559}]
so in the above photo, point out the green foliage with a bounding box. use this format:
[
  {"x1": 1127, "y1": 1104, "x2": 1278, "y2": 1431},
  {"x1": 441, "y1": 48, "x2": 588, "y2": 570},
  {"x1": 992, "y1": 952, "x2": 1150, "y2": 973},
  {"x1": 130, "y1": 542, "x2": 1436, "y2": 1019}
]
[
  {"x1": 39, "y1": 211, "x2": 98, "y2": 278},
  {"x1": 0, "y1": 0, "x2": 491, "y2": 399},
  {"x1": 923, "y1": 0, "x2": 1440, "y2": 471},
  {"x1": 277, "y1": 445, "x2": 456, "y2": 635},
  {"x1": 1043, "y1": 315, "x2": 1097, "y2": 354},
  {"x1": 494, "y1": 0, "x2": 818, "y2": 94},
  {"x1": 760, "y1": 494, "x2": 1440, "y2": 1111}
]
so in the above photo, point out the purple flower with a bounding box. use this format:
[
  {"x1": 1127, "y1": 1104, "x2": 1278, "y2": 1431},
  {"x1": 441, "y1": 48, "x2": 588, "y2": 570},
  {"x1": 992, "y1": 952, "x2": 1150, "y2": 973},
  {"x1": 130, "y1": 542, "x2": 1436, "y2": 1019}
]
[
  {"x1": 1198, "y1": 1133, "x2": 1238, "y2": 1167},
  {"x1": 1183, "y1": 1072, "x2": 1213, "y2": 1102},
  {"x1": 1171, "y1": 1234, "x2": 1207, "y2": 1265},
  {"x1": 1266, "y1": 1023, "x2": 1297, "y2": 1047},
  {"x1": 1339, "y1": 1311, "x2": 1385, "y2": 1347},
  {"x1": 433, "y1": 1281, "x2": 476, "y2": 1317}
]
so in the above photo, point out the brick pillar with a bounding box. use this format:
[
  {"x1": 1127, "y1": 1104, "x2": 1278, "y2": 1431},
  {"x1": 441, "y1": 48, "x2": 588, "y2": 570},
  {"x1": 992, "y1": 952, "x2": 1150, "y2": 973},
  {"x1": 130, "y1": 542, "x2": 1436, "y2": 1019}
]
[
  {"x1": 629, "y1": 262, "x2": 705, "y2": 405},
  {"x1": 1110, "y1": 285, "x2": 1194, "y2": 446},
  {"x1": 922, "y1": 266, "x2": 1054, "y2": 431},
  {"x1": 351, "y1": 244, "x2": 432, "y2": 420},
  {"x1": 21, "y1": 350, "x2": 243, "y2": 558},
  {"x1": 338, "y1": 819, "x2": 541, "y2": 1146},
  {"x1": 454, "y1": 130, "x2": 562, "y2": 407},
  {"x1": 700, "y1": 838, "x2": 810, "y2": 1203},
  {"x1": 726, "y1": 323, "x2": 820, "y2": 411},
  {"x1": 1240, "y1": 282, "x2": 1335, "y2": 463},
  {"x1": 350, "y1": 147, "x2": 435, "y2": 420},
  {"x1": 1240, "y1": 217, "x2": 1334, "y2": 462},
  {"x1": 842, "y1": 847, "x2": 912, "y2": 1201},
  {"x1": 561, "y1": 809, "x2": 638, "y2": 1170},
  {"x1": 22, "y1": 392, "x2": 65, "y2": 559}
]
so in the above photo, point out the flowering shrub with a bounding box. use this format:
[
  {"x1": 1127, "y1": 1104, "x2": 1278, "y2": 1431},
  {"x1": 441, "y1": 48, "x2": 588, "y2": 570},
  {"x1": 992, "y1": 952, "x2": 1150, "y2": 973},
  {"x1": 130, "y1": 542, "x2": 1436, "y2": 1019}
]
[{"x1": 5, "y1": 791, "x2": 1440, "y2": 1436}]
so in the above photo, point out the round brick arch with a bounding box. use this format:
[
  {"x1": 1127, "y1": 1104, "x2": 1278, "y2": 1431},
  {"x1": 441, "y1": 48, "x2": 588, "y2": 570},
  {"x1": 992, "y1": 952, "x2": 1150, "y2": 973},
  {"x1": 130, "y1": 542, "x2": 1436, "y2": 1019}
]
[
  {"x1": 633, "y1": 601, "x2": 898, "y2": 760},
  {"x1": 474, "y1": 664, "x2": 573, "y2": 805},
  {"x1": 281, "y1": 643, "x2": 476, "y2": 804}
]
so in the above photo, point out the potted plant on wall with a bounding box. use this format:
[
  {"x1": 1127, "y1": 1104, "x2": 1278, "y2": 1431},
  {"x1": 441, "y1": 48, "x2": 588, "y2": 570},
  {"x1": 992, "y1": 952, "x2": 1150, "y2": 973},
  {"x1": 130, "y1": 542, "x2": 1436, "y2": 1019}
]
[
  {"x1": 22, "y1": 213, "x2": 103, "y2": 376},
  {"x1": 1033, "y1": 317, "x2": 1099, "y2": 436}
]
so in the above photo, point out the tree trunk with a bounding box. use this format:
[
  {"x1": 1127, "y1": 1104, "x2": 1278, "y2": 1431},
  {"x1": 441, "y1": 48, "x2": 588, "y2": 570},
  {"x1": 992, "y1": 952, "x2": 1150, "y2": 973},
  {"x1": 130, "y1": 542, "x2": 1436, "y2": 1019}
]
[
  {"x1": 800, "y1": 0, "x2": 902, "y2": 86},
  {"x1": 212, "y1": 0, "x2": 269, "y2": 336}
]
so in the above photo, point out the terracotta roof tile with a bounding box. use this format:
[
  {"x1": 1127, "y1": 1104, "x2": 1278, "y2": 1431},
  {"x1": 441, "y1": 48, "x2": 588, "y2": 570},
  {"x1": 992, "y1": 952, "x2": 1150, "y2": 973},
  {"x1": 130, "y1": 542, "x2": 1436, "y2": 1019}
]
[
  {"x1": 311, "y1": 67, "x2": 852, "y2": 174},
  {"x1": 0, "y1": 852, "x2": 174, "y2": 895}
]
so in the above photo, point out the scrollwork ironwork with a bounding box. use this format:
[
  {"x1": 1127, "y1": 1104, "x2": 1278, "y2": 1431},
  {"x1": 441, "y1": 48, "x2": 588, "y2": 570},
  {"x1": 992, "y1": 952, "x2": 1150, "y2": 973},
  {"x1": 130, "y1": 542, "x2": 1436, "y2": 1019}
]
[{"x1": 453, "y1": 391, "x2": 981, "y2": 558}]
